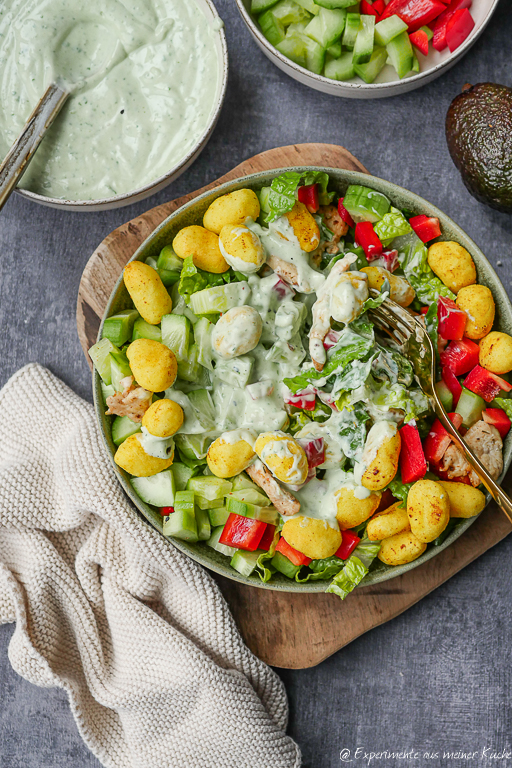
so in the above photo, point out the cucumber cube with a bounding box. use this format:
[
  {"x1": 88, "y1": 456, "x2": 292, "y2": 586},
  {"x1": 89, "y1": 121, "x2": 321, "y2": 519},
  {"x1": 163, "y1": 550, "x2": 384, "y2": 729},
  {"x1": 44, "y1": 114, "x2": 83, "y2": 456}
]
[
  {"x1": 325, "y1": 51, "x2": 355, "y2": 80},
  {"x1": 294, "y1": 0, "x2": 320, "y2": 13},
  {"x1": 352, "y1": 14, "x2": 375, "y2": 65},
  {"x1": 304, "y1": 35, "x2": 326, "y2": 74},
  {"x1": 374, "y1": 14, "x2": 408, "y2": 47},
  {"x1": 194, "y1": 317, "x2": 213, "y2": 371},
  {"x1": 435, "y1": 380, "x2": 454, "y2": 413},
  {"x1": 316, "y1": 0, "x2": 353, "y2": 6},
  {"x1": 271, "y1": 0, "x2": 310, "y2": 25},
  {"x1": 214, "y1": 355, "x2": 254, "y2": 388},
  {"x1": 101, "y1": 382, "x2": 116, "y2": 401},
  {"x1": 231, "y1": 473, "x2": 261, "y2": 493},
  {"x1": 208, "y1": 506, "x2": 230, "y2": 527},
  {"x1": 305, "y1": 8, "x2": 346, "y2": 48},
  {"x1": 109, "y1": 351, "x2": 132, "y2": 392},
  {"x1": 131, "y1": 469, "x2": 175, "y2": 508},
  {"x1": 157, "y1": 246, "x2": 183, "y2": 273},
  {"x1": 386, "y1": 30, "x2": 413, "y2": 80},
  {"x1": 161, "y1": 314, "x2": 190, "y2": 362},
  {"x1": 326, "y1": 41, "x2": 342, "y2": 58},
  {"x1": 252, "y1": 0, "x2": 279, "y2": 11},
  {"x1": 187, "y1": 389, "x2": 216, "y2": 430},
  {"x1": 455, "y1": 386, "x2": 485, "y2": 429},
  {"x1": 131, "y1": 317, "x2": 162, "y2": 342},
  {"x1": 342, "y1": 184, "x2": 391, "y2": 223},
  {"x1": 189, "y1": 282, "x2": 251, "y2": 316},
  {"x1": 225, "y1": 496, "x2": 279, "y2": 525},
  {"x1": 353, "y1": 46, "x2": 388, "y2": 83},
  {"x1": 271, "y1": 551, "x2": 300, "y2": 578},
  {"x1": 174, "y1": 433, "x2": 211, "y2": 460},
  {"x1": 276, "y1": 34, "x2": 307, "y2": 68},
  {"x1": 206, "y1": 526, "x2": 237, "y2": 557},
  {"x1": 228, "y1": 489, "x2": 270, "y2": 506},
  {"x1": 259, "y1": 186, "x2": 272, "y2": 214},
  {"x1": 102, "y1": 310, "x2": 139, "y2": 347},
  {"x1": 177, "y1": 343, "x2": 200, "y2": 382},
  {"x1": 187, "y1": 476, "x2": 233, "y2": 501},
  {"x1": 342, "y1": 12, "x2": 360, "y2": 48},
  {"x1": 196, "y1": 496, "x2": 228, "y2": 510},
  {"x1": 174, "y1": 490, "x2": 195, "y2": 513},
  {"x1": 411, "y1": 51, "x2": 420, "y2": 73},
  {"x1": 89, "y1": 338, "x2": 120, "y2": 384},
  {"x1": 195, "y1": 507, "x2": 211, "y2": 541},
  {"x1": 172, "y1": 462, "x2": 196, "y2": 491},
  {"x1": 230, "y1": 550, "x2": 261, "y2": 577},
  {"x1": 258, "y1": 10, "x2": 285, "y2": 46},
  {"x1": 112, "y1": 415, "x2": 141, "y2": 446},
  {"x1": 163, "y1": 508, "x2": 198, "y2": 543}
]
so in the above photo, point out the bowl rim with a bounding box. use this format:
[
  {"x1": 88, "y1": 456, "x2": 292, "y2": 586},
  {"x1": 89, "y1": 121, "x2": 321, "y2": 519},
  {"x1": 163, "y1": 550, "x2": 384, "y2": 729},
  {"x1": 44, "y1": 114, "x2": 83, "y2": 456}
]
[
  {"x1": 94, "y1": 165, "x2": 512, "y2": 592},
  {"x1": 234, "y1": 0, "x2": 500, "y2": 93},
  {"x1": 15, "y1": 0, "x2": 229, "y2": 210}
]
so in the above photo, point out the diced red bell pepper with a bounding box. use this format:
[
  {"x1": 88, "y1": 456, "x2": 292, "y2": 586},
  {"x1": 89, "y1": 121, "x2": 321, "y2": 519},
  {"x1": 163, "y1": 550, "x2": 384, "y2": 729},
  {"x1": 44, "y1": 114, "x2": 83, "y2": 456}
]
[
  {"x1": 380, "y1": 0, "x2": 446, "y2": 32},
  {"x1": 437, "y1": 296, "x2": 467, "y2": 341},
  {"x1": 355, "y1": 221, "x2": 383, "y2": 259},
  {"x1": 409, "y1": 214, "x2": 442, "y2": 243},
  {"x1": 409, "y1": 29, "x2": 430, "y2": 55},
  {"x1": 161, "y1": 506, "x2": 174, "y2": 516},
  {"x1": 463, "y1": 365, "x2": 512, "y2": 403},
  {"x1": 297, "y1": 436, "x2": 325, "y2": 468},
  {"x1": 376, "y1": 488, "x2": 396, "y2": 512},
  {"x1": 373, "y1": 0, "x2": 386, "y2": 14},
  {"x1": 440, "y1": 338, "x2": 480, "y2": 376},
  {"x1": 335, "y1": 531, "x2": 361, "y2": 561},
  {"x1": 380, "y1": 249, "x2": 399, "y2": 272},
  {"x1": 219, "y1": 513, "x2": 267, "y2": 551},
  {"x1": 298, "y1": 183, "x2": 320, "y2": 215},
  {"x1": 276, "y1": 536, "x2": 312, "y2": 567},
  {"x1": 338, "y1": 197, "x2": 355, "y2": 228},
  {"x1": 431, "y1": 0, "x2": 472, "y2": 51},
  {"x1": 482, "y1": 408, "x2": 512, "y2": 439},
  {"x1": 420, "y1": 306, "x2": 429, "y2": 315},
  {"x1": 423, "y1": 412, "x2": 463, "y2": 465},
  {"x1": 272, "y1": 276, "x2": 295, "y2": 300},
  {"x1": 361, "y1": 0, "x2": 379, "y2": 16},
  {"x1": 323, "y1": 329, "x2": 342, "y2": 349},
  {"x1": 284, "y1": 389, "x2": 316, "y2": 410},
  {"x1": 445, "y1": 8, "x2": 475, "y2": 51},
  {"x1": 442, "y1": 366, "x2": 462, "y2": 406},
  {"x1": 399, "y1": 423, "x2": 428, "y2": 484},
  {"x1": 258, "y1": 524, "x2": 276, "y2": 552}
]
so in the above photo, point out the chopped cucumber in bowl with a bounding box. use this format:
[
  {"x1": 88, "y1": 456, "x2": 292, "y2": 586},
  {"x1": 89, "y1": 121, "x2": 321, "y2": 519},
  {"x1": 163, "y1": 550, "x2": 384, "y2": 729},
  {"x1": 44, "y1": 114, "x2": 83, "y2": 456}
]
[{"x1": 92, "y1": 166, "x2": 512, "y2": 597}]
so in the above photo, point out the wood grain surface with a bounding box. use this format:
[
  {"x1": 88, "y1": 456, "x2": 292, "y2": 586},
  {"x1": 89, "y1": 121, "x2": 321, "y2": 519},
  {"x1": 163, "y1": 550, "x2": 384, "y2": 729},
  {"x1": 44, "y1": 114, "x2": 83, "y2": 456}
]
[{"x1": 76, "y1": 143, "x2": 512, "y2": 669}]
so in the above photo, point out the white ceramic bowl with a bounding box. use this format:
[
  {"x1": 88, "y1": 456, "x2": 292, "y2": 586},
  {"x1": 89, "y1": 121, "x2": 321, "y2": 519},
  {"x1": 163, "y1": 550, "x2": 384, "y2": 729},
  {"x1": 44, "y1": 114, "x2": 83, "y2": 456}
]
[
  {"x1": 236, "y1": 0, "x2": 499, "y2": 98},
  {"x1": 16, "y1": 0, "x2": 228, "y2": 212}
]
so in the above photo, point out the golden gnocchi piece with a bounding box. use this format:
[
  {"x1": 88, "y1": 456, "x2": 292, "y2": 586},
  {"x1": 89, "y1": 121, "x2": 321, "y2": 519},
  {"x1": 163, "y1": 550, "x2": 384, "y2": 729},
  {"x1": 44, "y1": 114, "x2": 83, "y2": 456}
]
[
  {"x1": 142, "y1": 398, "x2": 183, "y2": 438},
  {"x1": 335, "y1": 487, "x2": 381, "y2": 531},
  {"x1": 367, "y1": 501, "x2": 411, "y2": 541},
  {"x1": 207, "y1": 434, "x2": 256, "y2": 479},
  {"x1": 427, "y1": 241, "x2": 476, "y2": 294},
  {"x1": 211, "y1": 305, "x2": 263, "y2": 359},
  {"x1": 377, "y1": 531, "x2": 427, "y2": 566},
  {"x1": 285, "y1": 201, "x2": 320, "y2": 252},
  {"x1": 127, "y1": 339, "x2": 177, "y2": 392},
  {"x1": 254, "y1": 431, "x2": 308, "y2": 486},
  {"x1": 479, "y1": 331, "x2": 512, "y2": 373},
  {"x1": 123, "y1": 261, "x2": 172, "y2": 325},
  {"x1": 114, "y1": 434, "x2": 174, "y2": 477},
  {"x1": 282, "y1": 516, "x2": 342, "y2": 560},
  {"x1": 456, "y1": 284, "x2": 495, "y2": 339},
  {"x1": 407, "y1": 479, "x2": 450, "y2": 543},
  {"x1": 218, "y1": 224, "x2": 266, "y2": 274},
  {"x1": 361, "y1": 423, "x2": 401, "y2": 491},
  {"x1": 203, "y1": 189, "x2": 261, "y2": 234},
  {"x1": 361, "y1": 266, "x2": 415, "y2": 308},
  {"x1": 172, "y1": 225, "x2": 229, "y2": 273},
  {"x1": 437, "y1": 481, "x2": 486, "y2": 519}
]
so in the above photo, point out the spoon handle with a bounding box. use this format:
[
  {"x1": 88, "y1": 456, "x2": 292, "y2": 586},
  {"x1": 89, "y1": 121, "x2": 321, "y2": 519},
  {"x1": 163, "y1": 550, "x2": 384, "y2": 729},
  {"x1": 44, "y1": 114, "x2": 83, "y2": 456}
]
[{"x1": 0, "y1": 82, "x2": 68, "y2": 212}]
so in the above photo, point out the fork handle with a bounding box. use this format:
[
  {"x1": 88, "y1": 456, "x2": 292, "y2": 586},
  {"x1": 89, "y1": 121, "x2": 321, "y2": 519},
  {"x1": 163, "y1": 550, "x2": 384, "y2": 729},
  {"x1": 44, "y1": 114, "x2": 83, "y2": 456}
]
[{"x1": 436, "y1": 408, "x2": 512, "y2": 525}]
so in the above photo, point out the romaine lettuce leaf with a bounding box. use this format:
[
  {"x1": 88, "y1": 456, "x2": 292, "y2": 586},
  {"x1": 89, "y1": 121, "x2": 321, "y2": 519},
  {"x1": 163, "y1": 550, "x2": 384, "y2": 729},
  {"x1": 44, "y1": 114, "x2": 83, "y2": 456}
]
[
  {"x1": 178, "y1": 256, "x2": 238, "y2": 301},
  {"x1": 255, "y1": 523, "x2": 281, "y2": 583},
  {"x1": 492, "y1": 398, "x2": 512, "y2": 419},
  {"x1": 404, "y1": 241, "x2": 455, "y2": 304},
  {"x1": 341, "y1": 376, "x2": 430, "y2": 423},
  {"x1": 331, "y1": 354, "x2": 376, "y2": 398},
  {"x1": 371, "y1": 347, "x2": 413, "y2": 386},
  {"x1": 373, "y1": 207, "x2": 412, "y2": 245},
  {"x1": 387, "y1": 477, "x2": 413, "y2": 508},
  {"x1": 295, "y1": 556, "x2": 344, "y2": 582},
  {"x1": 266, "y1": 171, "x2": 334, "y2": 222},
  {"x1": 337, "y1": 402, "x2": 370, "y2": 459},
  {"x1": 325, "y1": 538, "x2": 381, "y2": 599}
]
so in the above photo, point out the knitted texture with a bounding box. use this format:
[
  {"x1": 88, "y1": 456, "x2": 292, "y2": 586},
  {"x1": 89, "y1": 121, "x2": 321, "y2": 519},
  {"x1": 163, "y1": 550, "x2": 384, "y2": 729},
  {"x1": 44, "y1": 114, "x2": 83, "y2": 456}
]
[{"x1": 0, "y1": 364, "x2": 301, "y2": 768}]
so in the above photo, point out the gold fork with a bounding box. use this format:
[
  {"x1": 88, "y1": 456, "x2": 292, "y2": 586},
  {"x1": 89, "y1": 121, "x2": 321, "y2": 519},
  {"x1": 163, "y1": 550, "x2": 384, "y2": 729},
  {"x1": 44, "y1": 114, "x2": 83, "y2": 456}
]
[{"x1": 367, "y1": 291, "x2": 512, "y2": 524}]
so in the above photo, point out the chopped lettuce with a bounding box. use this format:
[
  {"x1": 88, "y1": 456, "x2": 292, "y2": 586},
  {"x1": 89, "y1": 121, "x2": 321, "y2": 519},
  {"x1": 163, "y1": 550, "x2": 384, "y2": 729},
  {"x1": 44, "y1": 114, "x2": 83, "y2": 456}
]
[
  {"x1": 341, "y1": 376, "x2": 430, "y2": 423},
  {"x1": 359, "y1": 289, "x2": 389, "y2": 315},
  {"x1": 178, "y1": 256, "x2": 238, "y2": 302},
  {"x1": 295, "y1": 556, "x2": 344, "y2": 582},
  {"x1": 373, "y1": 207, "x2": 412, "y2": 245},
  {"x1": 387, "y1": 477, "x2": 413, "y2": 508},
  {"x1": 326, "y1": 538, "x2": 381, "y2": 599},
  {"x1": 266, "y1": 170, "x2": 334, "y2": 222},
  {"x1": 337, "y1": 402, "x2": 370, "y2": 459},
  {"x1": 492, "y1": 398, "x2": 512, "y2": 419},
  {"x1": 255, "y1": 521, "x2": 282, "y2": 582},
  {"x1": 331, "y1": 354, "x2": 376, "y2": 399},
  {"x1": 403, "y1": 241, "x2": 455, "y2": 304},
  {"x1": 371, "y1": 348, "x2": 413, "y2": 386}
]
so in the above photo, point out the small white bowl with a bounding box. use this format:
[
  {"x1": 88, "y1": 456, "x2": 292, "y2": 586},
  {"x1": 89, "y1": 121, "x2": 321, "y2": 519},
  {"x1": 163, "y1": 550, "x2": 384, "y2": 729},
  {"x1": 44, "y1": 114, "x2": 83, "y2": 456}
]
[
  {"x1": 235, "y1": 0, "x2": 499, "y2": 99},
  {"x1": 16, "y1": 0, "x2": 228, "y2": 212}
]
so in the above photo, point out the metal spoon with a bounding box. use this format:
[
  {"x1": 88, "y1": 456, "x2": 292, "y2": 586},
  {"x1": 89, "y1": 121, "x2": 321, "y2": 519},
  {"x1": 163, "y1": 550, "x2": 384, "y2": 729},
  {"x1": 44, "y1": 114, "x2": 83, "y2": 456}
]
[{"x1": 0, "y1": 82, "x2": 69, "y2": 212}]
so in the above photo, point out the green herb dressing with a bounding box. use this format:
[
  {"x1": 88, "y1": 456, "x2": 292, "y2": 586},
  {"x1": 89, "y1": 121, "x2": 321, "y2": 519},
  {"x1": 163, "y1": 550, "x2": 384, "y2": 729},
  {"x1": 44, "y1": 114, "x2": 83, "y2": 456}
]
[{"x1": 0, "y1": 0, "x2": 221, "y2": 200}]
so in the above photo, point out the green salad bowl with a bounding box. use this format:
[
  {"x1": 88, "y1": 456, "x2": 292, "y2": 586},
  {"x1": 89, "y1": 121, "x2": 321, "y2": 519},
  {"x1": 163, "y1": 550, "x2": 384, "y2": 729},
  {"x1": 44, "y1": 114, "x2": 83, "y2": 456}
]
[{"x1": 93, "y1": 167, "x2": 512, "y2": 592}]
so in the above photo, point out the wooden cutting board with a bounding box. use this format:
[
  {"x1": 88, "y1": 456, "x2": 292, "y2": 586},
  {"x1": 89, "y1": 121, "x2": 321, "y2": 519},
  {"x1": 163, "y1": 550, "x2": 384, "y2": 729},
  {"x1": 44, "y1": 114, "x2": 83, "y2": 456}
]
[{"x1": 77, "y1": 143, "x2": 512, "y2": 669}]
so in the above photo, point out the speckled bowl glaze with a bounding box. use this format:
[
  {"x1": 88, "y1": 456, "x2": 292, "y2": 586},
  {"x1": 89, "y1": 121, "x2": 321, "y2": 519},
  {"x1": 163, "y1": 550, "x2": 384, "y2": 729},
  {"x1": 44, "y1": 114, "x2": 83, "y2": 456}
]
[
  {"x1": 235, "y1": 0, "x2": 499, "y2": 99},
  {"x1": 94, "y1": 167, "x2": 512, "y2": 592},
  {"x1": 16, "y1": 0, "x2": 228, "y2": 212}
]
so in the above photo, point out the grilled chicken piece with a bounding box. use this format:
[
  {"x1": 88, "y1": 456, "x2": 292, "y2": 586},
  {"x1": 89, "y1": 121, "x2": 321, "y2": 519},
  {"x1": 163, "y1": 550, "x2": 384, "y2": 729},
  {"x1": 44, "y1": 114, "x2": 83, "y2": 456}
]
[
  {"x1": 106, "y1": 376, "x2": 152, "y2": 422},
  {"x1": 441, "y1": 420, "x2": 503, "y2": 487},
  {"x1": 246, "y1": 460, "x2": 300, "y2": 516}
]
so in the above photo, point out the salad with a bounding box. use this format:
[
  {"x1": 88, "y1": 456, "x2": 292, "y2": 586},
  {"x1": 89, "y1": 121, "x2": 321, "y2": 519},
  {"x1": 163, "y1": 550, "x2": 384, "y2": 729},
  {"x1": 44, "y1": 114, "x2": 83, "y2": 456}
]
[
  {"x1": 90, "y1": 170, "x2": 511, "y2": 599},
  {"x1": 250, "y1": 0, "x2": 476, "y2": 83}
]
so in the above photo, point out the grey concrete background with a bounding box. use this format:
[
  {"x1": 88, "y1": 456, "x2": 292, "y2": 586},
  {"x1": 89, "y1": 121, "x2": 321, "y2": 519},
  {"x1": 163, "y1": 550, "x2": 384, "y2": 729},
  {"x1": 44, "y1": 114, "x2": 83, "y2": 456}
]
[{"x1": 1, "y1": 1, "x2": 511, "y2": 766}]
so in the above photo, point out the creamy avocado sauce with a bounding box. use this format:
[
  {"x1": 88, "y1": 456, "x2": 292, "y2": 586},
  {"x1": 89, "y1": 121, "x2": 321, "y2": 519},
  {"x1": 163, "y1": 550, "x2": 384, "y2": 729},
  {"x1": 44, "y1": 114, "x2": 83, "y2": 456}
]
[{"x1": 0, "y1": 0, "x2": 221, "y2": 200}]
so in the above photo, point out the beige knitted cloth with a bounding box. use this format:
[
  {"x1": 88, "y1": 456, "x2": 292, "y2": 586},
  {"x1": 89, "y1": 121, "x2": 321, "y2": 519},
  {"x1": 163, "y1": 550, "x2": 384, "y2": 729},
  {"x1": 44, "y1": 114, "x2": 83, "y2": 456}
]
[{"x1": 0, "y1": 364, "x2": 301, "y2": 768}]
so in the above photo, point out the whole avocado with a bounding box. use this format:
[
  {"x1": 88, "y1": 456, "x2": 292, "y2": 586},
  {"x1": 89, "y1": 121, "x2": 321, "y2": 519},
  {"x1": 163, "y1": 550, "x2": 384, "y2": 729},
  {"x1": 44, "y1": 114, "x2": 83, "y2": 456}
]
[{"x1": 446, "y1": 83, "x2": 512, "y2": 214}]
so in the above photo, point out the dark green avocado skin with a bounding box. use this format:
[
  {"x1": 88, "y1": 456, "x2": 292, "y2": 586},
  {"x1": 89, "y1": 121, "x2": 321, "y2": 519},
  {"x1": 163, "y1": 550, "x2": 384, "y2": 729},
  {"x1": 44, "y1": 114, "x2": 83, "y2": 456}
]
[{"x1": 446, "y1": 83, "x2": 512, "y2": 214}]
